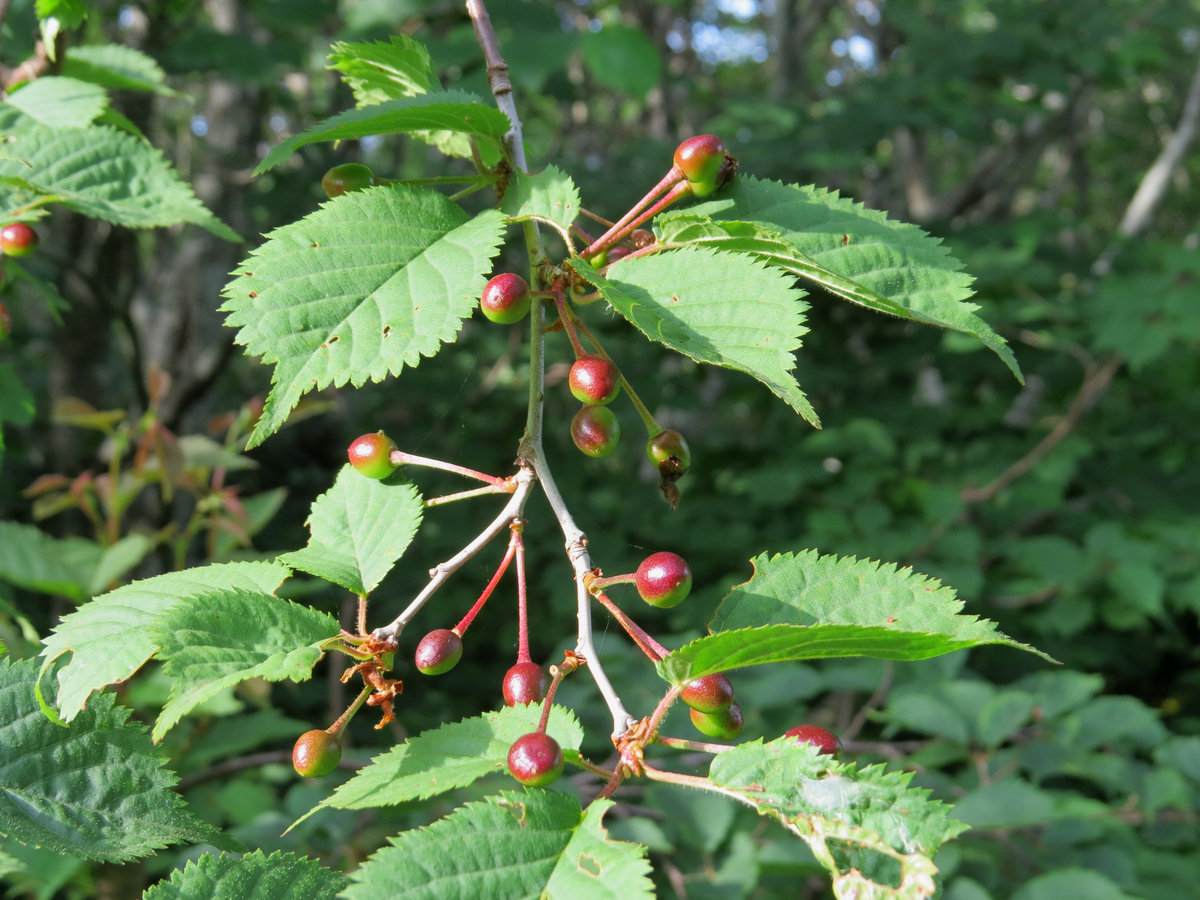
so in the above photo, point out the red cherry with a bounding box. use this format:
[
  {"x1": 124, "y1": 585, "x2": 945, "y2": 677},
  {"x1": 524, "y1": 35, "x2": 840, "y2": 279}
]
[
  {"x1": 570, "y1": 406, "x2": 620, "y2": 457},
  {"x1": 673, "y1": 135, "x2": 726, "y2": 195},
  {"x1": 502, "y1": 662, "x2": 550, "y2": 706},
  {"x1": 507, "y1": 732, "x2": 564, "y2": 786},
  {"x1": 480, "y1": 273, "x2": 532, "y2": 324},
  {"x1": 635, "y1": 551, "x2": 692, "y2": 608},
  {"x1": 0, "y1": 222, "x2": 38, "y2": 257},
  {"x1": 680, "y1": 673, "x2": 734, "y2": 713},
  {"x1": 568, "y1": 354, "x2": 621, "y2": 406},
  {"x1": 347, "y1": 432, "x2": 399, "y2": 479},
  {"x1": 784, "y1": 724, "x2": 842, "y2": 757},
  {"x1": 414, "y1": 629, "x2": 463, "y2": 675},
  {"x1": 292, "y1": 729, "x2": 341, "y2": 777}
]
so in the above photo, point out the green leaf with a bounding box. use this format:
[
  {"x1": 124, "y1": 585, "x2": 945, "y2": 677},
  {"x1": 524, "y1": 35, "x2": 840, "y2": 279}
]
[
  {"x1": 253, "y1": 91, "x2": 510, "y2": 175},
  {"x1": 314, "y1": 704, "x2": 584, "y2": 814},
  {"x1": 706, "y1": 738, "x2": 965, "y2": 897},
  {"x1": 502, "y1": 165, "x2": 580, "y2": 235},
  {"x1": 328, "y1": 36, "x2": 436, "y2": 106},
  {"x1": 35, "y1": 0, "x2": 86, "y2": 28},
  {"x1": 0, "y1": 365, "x2": 35, "y2": 427},
  {"x1": 653, "y1": 549, "x2": 1053, "y2": 681},
  {"x1": 580, "y1": 26, "x2": 662, "y2": 98},
  {"x1": 64, "y1": 43, "x2": 178, "y2": 96},
  {"x1": 570, "y1": 248, "x2": 817, "y2": 424},
  {"x1": 682, "y1": 177, "x2": 1021, "y2": 380},
  {"x1": 38, "y1": 561, "x2": 291, "y2": 722},
  {"x1": 0, "y1": 520, "x2": 105, "y2": 602},
  {"x1": 344, "y1": 791, "x2": 652, "y2": 900},
  {"x1": 1010, "y1": 870, "x2": 1137, "y2": 900},
  {"x1": 220, "y1": 187, "x2": 506, "y2": 447},
  {"x1": 150, "y1": 591, "x2": 338, "y2": 741},
  {"x1": 279, "y1": 466, "x2": 422, "y2": 595},
  {"x1": 143, "y1": 850, "x2": 346, "y2": 899},
  {"x1": 0, "y1": 107, "x2": 238, "y2": 240},
  {"x1": 6, "y1": 77, "x2": 106, "y2": 127},
  {"x1": 0, "y1": 656, "x2": 236, "y2": 862}
]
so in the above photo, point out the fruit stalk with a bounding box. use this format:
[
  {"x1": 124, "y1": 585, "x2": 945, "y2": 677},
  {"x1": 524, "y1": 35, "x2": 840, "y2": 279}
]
[
  {"x1": 591, "y1": 589, "x2": 671, "y2": 661},
  {"x1": 580, "y1": 168, "x2": 685, "y2": 260}
]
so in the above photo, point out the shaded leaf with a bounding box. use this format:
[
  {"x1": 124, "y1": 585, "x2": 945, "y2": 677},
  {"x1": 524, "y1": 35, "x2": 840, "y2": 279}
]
[
  {"x1": 343, "y1": 792, "x2": 652, "y2": 900},
  {"x1": 571, "y1": 248, "x2": 816, "y2": 424},
  {"x1": 143, "y1": 849, "x2": 347, "y2": 899},
  {"x1": 313, "y1": 704, "x2": 584, "y2": 815},
  {"x1": 279, "y1": 466, "x2": 422, "y2": 595},
  {"x1": 0, "y1": 520, "x2": 105, "y2": 602},
  {"x1": 0, "y1": 657, "x2": 237, "y2": 862},
  {"x1": 6, "y1": 77, "x2": 106, "y2": 128},
  {"x1": 221, "y1": 187, "x2": 506, "y2": 447},
  {"x1": 151, "y1": 592, "x2": 338, "y2": 740},
  {"x1": 254, "y1": 91, "x2": 509, "y2": 175},
  {"x1": 328, "y1": 36, "x2": 436, "y2": 106},
  {"x1": 64, "y1": 43, "x2": 177, "y2": 96},
  {"x1": 581, "y1": 27, "x2": 662, "y2": 98},
  {"x1": 38, "y1": 561, "x2": 291, "y2": 722},
  {"x1": 682, "y1": 177, "x2": 1021, "y2": 380}
]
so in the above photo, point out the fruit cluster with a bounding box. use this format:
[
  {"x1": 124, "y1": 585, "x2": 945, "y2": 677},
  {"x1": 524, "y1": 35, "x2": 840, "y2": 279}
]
[{"x1": 291, "y1": 137, "x2": 843, "y2": 792}]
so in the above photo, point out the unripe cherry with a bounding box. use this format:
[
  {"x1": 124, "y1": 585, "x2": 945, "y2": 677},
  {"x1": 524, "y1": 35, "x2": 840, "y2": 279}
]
[
  {"x1": 635, "y1": 551, "x2": 692, "y2": 608},
  {"x1": 784, "y1": 724, "x2": 842, "y2": 757},
  {"x1": 570, "y1": 405, "x2": 620, "y2": 457},
  {"x1": 507, "y1": 732, "x2": 564, "y2": 786},
  {"x1": 646, "y1": 429, "x2": 691, "y2": 477},
  {"x1": 502, "y1": 662, "x2": 550, "y2": 706},
  {"x1": 0, "y1": 222, "x2": 38, "y2": 257},
  {"x1": 680, "y1": 673, "x2": 734, "y2": 713},
  {"x1": 292, "y1": 728, "x2": 342, "y2": 777},
  {"x1": 414, "y1": 628, "x2": 463, "y2": 675},
  {"x1": 322, "y1": 162, "x2": 376, "y2": 198},
  {"x1": 673, "y1": 135, "x2": 726, "y2": 196},
  {"x1": 347, "y1": 432, "x2": 399, "y2": 480},
  {"x1": 690, "y1": 702, "x2": 744, "y2": 740},
  {"x1": 568, "y1": 354, "x2": 621, "y2": 406},
  {"x1": 480, "y1": 273, "x2": 532, "y2": 324},
  {"x1": 607, "y1": 245, "x2": 633, "y2": 263}
]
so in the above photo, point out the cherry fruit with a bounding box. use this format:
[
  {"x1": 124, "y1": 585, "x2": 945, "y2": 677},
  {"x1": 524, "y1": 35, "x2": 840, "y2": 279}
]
[
  {"x1": 348, "y1": 432, "x2": 399, "y2": 480},
  {"x1": 647, "y1": 429, "x2": 691, "y2": 477},
  {"x1": 673, "y1": 135, "x2": 727, "y2": 197},
  {"x1": 607, "y1": 246, "x2": 633, "y2": 264},
  {"x1": 784, "y1": 724, "x2": 842, "y2": 757},
  {"x1": 292, "y1": 728, "x2": 342, "y2": 777},
  {"x1": 480, "y1": 273, "x2": 532, "y2": 324},
  {"x1": 635, "y1": 551, "x2": 692, "y2": 608},
  {"x1": 568, "y1": 354, "x2": 621, "y2": 406},
  {"x1": 571, "y1": 405, "x2": 620, "y2": 457},
  {"x1": 322, "y1": 163, "x2": 376, "y2": 198},
  {"x1": 414, "y1": 628, "x2": 463, "y2": 675},
  {"x1": 502, "y1": 661, "x2": 550, "y2": 706},
  {"x1": 690, "y1": 702, "x2": 744, "y2": 740},
  {"x1": 680, "y1": 673, "x2": 734, "y2": 714},
  {"x1": 507, "y1": 732, "x2": 564, "y2": 786},
  {"x1": 0, "y1": 223, "x2": 38, "y2": 257}
]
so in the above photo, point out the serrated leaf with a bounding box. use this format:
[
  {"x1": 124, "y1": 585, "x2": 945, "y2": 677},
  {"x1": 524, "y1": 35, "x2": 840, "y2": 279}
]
[
  {"x1": 0, "y1": 520, "x2": 105, "y2": 602},
  {"x1": 150, "y1": 591, "x2": 338, "y2": 741},
  {"x1": 0, "y1": 657, "x2": 237, "y2": 862},
  {"x1": 707, "y1": 738, "x2": 964, "y2": 898},
  {"x1": 279, "y1": 466, "x2": 422, "y2": 595},
  {"x1": 343, "y1": 791, "x2": 652, "y2": 900},
  {"x1": 0, "y1": 364, "x2": 35, "y2": 426},
  {"x1": 64, "y1": 43, "x2": 177, "y2": 96},
  {"x1": 220, "y1": 187, "x2": 505, "y2": 447},
  {"x1": 38, "y1": 561, "x2": 291, "y2": 722},
  {"x1": 253, "y1": 91, "x2": 509, "y2": 175},
  {"x1": 502, "y1": 165, "x2": 580, "y2": 233},
  {"x1": 6, "y1": 77, "x2": 106, "y2": 127},
  {"x1": 570, "y1": 248, "x2": 817, "y2": 424},
  {"x1": 328, "y1": 36, "x2": 436, "y2": 106},
  {"x1": 143, "y1": 850, "x2": 347, "y2": 900},
  {"x1": 314, "y1": 705, "x2": 584, "y2": 815},
  {"x1": 653, "y1": 549, "x2": 1053, "y2": 681},
  {"x1": 0, "y1": 106, "x2": 237, "y2": 240},
  {"x1": 682, "y1": 177, "x2": 1021, "y2": 380}
]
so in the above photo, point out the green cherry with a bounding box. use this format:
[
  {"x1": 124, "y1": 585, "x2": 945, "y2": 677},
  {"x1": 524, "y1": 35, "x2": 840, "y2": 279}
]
[
  {"x1": 0, "y1": 223, "x2": 38, "y2": 258},
  {"x1": 690, "y1": 702, "x2": 744, "y2": 740},
  {"x1": 292, "y1": 729, "x2": 342, "y2": 777},
  {"x1": 481, "y1": 273, "x2": 532, "y2": 324},
  {"x1": 571, "y1": 406, "x2": 620, "y2": 457},
  {"x1": 322, "y1": 163, "x2": 376, "y2": 198},
  {"x1": 348, "y1": 432, "x2": 399, "y2": 479},
  {"x1": 673, "y1": 135, "x2": 726, "y2": 196}
]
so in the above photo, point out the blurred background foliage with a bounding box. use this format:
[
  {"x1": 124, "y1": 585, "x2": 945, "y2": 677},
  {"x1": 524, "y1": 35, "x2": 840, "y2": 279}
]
[{"x1": 1, "y1": 0, "x2": 1198, "y2": 897}]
